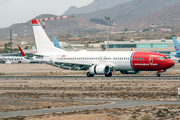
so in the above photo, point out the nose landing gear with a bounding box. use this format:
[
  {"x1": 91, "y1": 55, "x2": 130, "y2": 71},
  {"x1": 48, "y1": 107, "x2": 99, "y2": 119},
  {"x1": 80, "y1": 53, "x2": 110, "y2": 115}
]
[
  {"x1": 156, "y1": 73, "x2": 161, "y2": 77},
  {"x1": 156, "y1": 70, "x2": 165, "y2": 77}
]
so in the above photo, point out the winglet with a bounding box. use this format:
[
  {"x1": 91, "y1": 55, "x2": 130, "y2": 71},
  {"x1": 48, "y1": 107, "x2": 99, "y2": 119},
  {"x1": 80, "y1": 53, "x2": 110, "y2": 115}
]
[
  {"x1": 18, "y1": 46, "x2": 26, "y2": 57},
  {"x1": 172, "y1": 36, "x2": 180, "y2": 54}
]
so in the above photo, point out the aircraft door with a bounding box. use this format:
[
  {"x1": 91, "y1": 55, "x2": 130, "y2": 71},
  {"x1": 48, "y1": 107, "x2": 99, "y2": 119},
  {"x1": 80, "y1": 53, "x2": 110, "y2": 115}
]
[{"x1": 149, "y1": 55, "x2": 155, "y2": 68}]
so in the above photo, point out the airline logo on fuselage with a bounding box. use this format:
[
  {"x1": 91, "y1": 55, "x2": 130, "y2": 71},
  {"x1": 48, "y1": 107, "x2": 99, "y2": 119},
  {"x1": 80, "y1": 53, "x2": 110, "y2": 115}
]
[
  {"x1": 1, "y1": 57, "x2": 23, "y2": 61},
  {"x1": 62, "y1": 55, "x2": 66, "y2": 57}
]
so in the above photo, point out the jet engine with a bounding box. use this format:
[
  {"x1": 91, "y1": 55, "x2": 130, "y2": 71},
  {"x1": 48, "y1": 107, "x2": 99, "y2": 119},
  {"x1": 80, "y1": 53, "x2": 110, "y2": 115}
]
[
  {"x1": 88, "y1": 65, "x2": 110, "y2": 75},
  {"x1": 120, "y1": 70, "x2": 140, "y2": 74}
]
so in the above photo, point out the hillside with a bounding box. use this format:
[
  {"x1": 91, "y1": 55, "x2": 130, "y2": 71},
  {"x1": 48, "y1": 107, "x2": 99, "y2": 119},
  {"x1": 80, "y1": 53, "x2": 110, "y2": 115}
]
[
  {"x1": 1, "y1": 0, "x2": 180, "y2": 37},
  {"x1": 74, "y1": 0, "x2": 180, "y2": 25},
  {"x1": 0, "y1": 14, "x2": 106, "y2": 37},
  {"x1": 63, "y1": 0, "x2": 131, "y2": 15},
  {"x1": 116, "y1": 2, "x2": 180, "y2": 30}
]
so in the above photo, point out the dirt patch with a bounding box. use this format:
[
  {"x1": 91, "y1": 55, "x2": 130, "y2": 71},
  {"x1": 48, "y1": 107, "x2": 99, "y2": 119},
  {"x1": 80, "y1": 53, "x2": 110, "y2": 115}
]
[
  {"x1": 0, "y1": 78, "x2": 180, "y2": 101},
  {"x1": 0, "y1": 100, "x2": 107, "y2": 113},
  {"x1": 2, "y1": 104, "x2": 180, "y2": 120}
]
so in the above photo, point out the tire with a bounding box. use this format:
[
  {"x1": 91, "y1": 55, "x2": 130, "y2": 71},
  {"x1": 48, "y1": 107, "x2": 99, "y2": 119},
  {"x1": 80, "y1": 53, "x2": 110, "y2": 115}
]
[
  {"x1": 156, "y1": 73, "x2": 161, "y2": 77},
  {"x1": 105, "y1": 72, "x2": 112, "y2": 77},
  {"x1": 87, "y1": 72, "x2": 94, "y2": 77}
]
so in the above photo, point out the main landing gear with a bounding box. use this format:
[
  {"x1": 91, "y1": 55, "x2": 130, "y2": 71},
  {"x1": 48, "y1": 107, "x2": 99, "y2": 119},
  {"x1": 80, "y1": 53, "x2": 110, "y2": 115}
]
[
  {"x1": 105, "y1": 72, "x2": 112, "y2": 77},
  {"x1": 86, "y1": 72, "x2": 94, "y2": 77},
  {"x1": 86, "y1": 72, "x2": 112, "y2": 77}
]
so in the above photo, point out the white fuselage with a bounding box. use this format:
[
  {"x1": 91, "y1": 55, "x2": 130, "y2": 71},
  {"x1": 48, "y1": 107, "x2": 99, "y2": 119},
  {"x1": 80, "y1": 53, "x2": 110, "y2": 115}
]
[
  {"x1": 0, "y1": 56, "x2": 31, "y2": 64},
  {"x1": 35, "y1": 51, "x2": 134, "y2": 71}
]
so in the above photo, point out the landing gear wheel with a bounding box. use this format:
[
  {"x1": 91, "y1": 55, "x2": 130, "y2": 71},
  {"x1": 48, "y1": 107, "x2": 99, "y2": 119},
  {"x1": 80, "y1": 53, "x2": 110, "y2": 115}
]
[
  {"x1": 86, "y1": 72, "x2": 94, "y2": 77},
  {"x1": 156, "y1": 73, "x2": 161, "y2": 77},
  {"x1": 105, "y1": 72, "x2": 112, "y2": 77}
]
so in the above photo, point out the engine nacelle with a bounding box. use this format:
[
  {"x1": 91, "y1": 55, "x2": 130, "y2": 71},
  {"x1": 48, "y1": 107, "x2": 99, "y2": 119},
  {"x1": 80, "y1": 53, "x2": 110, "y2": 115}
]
[
  {"x1": 120, "y1": 70, "x2": 140, "y2": 74},
  {"x1": 88, "y1": 65, "x2": 110, "y2": 75}
]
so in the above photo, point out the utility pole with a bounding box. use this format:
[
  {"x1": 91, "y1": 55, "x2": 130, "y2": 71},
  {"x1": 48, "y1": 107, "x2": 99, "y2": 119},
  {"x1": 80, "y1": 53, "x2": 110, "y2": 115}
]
[
  {"x1": 10, "y1": 29, "x2": 12, "y2": 53},
  {"x1": 104, "y1": 16, "x2": 110, "y2": 51}
]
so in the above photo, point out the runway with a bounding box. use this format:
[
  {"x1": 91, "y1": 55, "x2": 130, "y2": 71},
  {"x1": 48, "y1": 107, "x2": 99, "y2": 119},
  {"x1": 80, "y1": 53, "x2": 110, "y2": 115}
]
[
  {"x1": 0, "y1": 98, "x2": 180, "y2": 118},
  {"x1": 0, "y1": 75, "x2": 180, "y2": 79}
]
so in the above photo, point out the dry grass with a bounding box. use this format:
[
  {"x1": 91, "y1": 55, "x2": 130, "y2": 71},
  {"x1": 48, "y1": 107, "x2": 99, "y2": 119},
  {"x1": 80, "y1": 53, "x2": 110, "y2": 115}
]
[
  {"x1": 0, "y1": 64, "x2": 180, "y2": 119},
  {"x1": 0, "y1": 100, "x2": 106, "y2": 112},
  {"x1": 2, "y1": 104, "x2": 180, "y2": 120}
]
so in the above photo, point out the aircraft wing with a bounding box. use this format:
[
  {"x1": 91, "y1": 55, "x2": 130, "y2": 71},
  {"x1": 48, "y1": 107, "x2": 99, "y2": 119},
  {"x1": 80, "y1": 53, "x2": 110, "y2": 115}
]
[{"x1": 43, "y1": 60, "x2": 92, "y2": 70}]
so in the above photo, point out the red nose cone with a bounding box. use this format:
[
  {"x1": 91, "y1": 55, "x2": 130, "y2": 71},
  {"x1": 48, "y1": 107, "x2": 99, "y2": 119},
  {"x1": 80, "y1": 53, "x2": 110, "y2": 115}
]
[{"x1": 167, "y1": 60, "x2": 175, "y2": 68}]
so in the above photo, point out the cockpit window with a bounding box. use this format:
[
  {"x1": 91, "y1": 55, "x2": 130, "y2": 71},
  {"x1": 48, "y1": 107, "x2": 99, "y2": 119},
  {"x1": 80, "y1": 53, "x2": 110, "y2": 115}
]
[
  {"x1": 158, "y1": 57, "x2": 168, "y2": 60},
  {"x1": 158, "y1": 57, "x2": 164, "y2": 60}
]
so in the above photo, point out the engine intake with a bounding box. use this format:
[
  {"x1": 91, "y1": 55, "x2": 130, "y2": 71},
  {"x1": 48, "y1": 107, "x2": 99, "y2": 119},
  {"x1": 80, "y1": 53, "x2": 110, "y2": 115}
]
[{"x1": 88, "y1": 65, "x2": 110, "y2": 75}]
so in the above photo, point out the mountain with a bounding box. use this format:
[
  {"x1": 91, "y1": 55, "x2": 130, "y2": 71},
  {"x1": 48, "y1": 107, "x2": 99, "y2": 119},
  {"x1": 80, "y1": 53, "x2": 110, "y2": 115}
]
[
  {"x1": 0, "y1": 14, "x2": 106, "y2": 37},
  {"x1": 116, "y1": 2, "x2": 180, "y2": 30},
  {"x1": 63, "y1": 0, "x2": 132, "y2": 15},
  {"x1": 74, "y1": 0, "x2": 180, "y2": 25},
  {"x1": 1, "y1": 0, "x2": 180, "y2": 37}
]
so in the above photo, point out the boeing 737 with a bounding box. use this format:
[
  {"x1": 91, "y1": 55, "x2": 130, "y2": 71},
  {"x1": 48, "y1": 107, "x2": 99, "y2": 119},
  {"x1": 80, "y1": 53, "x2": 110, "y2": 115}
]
[
  {"x1": 172, "y1": 36, "x2": 180, "y2": 58},
  {"x1": 0, "y1": 46, "x2": 32, "y2": 64},
  {"x1": 31, "y1": 19, "x2": 174, "y2": 77}
]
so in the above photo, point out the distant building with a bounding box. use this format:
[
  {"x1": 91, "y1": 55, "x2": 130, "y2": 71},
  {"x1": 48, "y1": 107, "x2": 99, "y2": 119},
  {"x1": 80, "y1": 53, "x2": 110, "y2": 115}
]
[
  {"x1": 73, "y1": 35, "x2": 82, "y2": 37},
  {"x1": 101, "y1": 38, "x2": 176, "y2": 49},
  {"x1": 161, "y1": 29, "x2": 172, "y2": 31}
]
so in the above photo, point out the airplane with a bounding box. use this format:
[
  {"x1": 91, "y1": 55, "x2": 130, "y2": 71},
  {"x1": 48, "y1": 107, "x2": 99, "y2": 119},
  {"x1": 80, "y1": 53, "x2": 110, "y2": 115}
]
[
  {"x1": 0, "y1": 46, "x2": 32, "y2": 64},
  {"x1": 18, "y1": 46, "x2": 42, "y2": 63},
  {"x1": 31, "y1": 19, "x2": 174, "y2": 77},
  {"x1": 32, "y1": 46, "x2": 37, "y2": 54},
  {"x1": 172, "y1": 36, "x2": 180, "y2": 58},
  {"x1": 53, "y1": 36, "x2": 62, "y2": 49}
]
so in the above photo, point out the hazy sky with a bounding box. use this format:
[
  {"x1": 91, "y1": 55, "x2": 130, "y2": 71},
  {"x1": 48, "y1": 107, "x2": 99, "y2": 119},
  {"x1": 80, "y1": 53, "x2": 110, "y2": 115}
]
[{"x1": 0, "y1": 0, "x2": 94, "y2": 28}]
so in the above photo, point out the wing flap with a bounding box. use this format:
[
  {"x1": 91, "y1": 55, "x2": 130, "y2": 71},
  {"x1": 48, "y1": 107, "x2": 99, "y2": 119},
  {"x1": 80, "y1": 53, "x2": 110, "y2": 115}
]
[{"x1": 43, "y1": 61, "x2": 92, "y2": 70}]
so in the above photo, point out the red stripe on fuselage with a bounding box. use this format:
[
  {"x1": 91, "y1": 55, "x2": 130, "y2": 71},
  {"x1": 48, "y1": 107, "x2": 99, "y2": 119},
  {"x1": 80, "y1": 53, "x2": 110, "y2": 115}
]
[{"x1": 131, "y1": 52, "x2": 168, "y2": 71}]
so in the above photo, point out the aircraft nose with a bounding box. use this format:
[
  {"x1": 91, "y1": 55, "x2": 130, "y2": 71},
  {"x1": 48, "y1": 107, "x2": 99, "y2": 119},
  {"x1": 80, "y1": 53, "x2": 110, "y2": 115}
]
[{"x1": 166, "y1": 59, "x2": 175, "y2": 68}]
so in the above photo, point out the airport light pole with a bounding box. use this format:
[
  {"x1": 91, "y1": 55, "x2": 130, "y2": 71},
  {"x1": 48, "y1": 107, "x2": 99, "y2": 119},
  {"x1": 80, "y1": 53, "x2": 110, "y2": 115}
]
[
  {"x1": 104, "y1": 16, "x2": 110, "y2": 51},
  {"x1": 10, "y1": 29, "x2": 12, "y2": 53}
]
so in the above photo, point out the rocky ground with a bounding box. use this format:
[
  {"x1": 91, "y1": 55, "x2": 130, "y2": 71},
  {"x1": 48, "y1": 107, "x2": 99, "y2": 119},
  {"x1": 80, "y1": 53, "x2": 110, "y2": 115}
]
[{"x1": 0, "y1": 64, "x2": 180, "y2": 119}]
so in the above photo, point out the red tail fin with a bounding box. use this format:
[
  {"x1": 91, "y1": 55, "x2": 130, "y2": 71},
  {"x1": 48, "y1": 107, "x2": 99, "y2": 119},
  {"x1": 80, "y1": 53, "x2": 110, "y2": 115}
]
[
  {"x1": 131, "y1": 47, "x2": 134, "y2": 51},
  {"x1": 18, "y1": 46, "x2": 26, "y2": 57}
]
